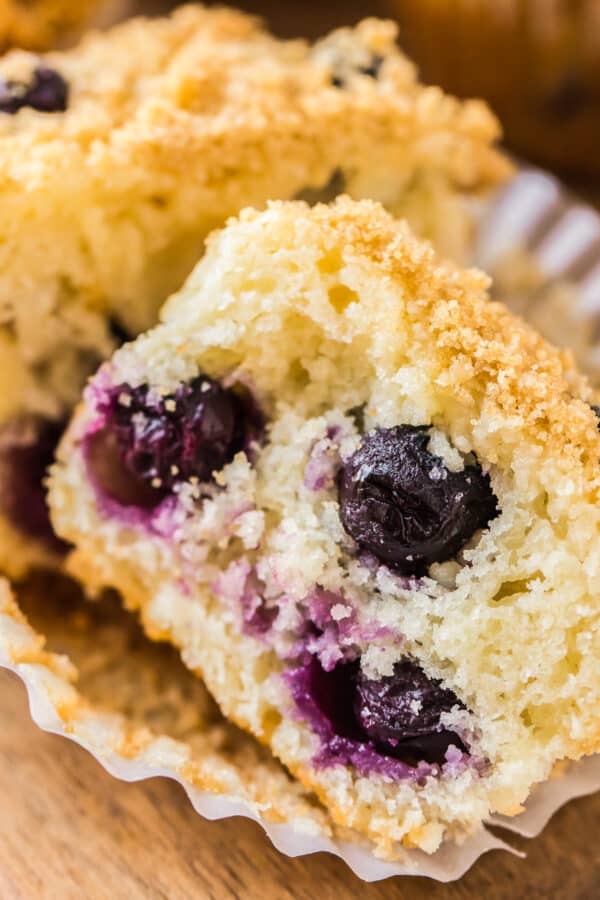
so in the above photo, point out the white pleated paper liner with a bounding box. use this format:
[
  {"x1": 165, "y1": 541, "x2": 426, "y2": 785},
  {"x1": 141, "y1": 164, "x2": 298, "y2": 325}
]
[
  {"x1": 474, "y1": 166, "x2": 600, "y2": 382},
  {"x1": 2, "y1": 165, "x2": 600, "y2": 882}
]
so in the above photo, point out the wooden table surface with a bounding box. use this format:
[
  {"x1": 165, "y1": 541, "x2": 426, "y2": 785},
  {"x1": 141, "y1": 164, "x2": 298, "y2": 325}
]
[{"x1": 0, "y1": 667, "x2": 598, "y2": 899}]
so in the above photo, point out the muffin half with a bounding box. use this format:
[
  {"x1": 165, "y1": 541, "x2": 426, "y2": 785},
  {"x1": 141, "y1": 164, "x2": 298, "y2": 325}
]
[{"x1": 49, "y1": 198, "x2": 600, "y2": 854}]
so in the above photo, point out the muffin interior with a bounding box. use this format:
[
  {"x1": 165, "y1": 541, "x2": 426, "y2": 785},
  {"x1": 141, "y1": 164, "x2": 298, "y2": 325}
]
[{"x1": 50, "y1": 199, "x2": 600, "y2": 851}]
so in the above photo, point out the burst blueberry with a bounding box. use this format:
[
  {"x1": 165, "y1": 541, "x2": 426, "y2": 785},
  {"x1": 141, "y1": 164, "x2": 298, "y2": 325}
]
[
  {"x1": 338, "y1": 425, "x2": 498, "y2": 574},
  {"x1": 0, "y1": 67, "x2": 68, "y2": 114},
  {"x1": 89, "y1": 376, "x2": 261, "y2": 507}
]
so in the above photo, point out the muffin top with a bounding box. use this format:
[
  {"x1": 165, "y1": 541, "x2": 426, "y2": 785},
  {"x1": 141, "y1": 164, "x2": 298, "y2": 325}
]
[
  {"x1": 121, "y1": 195, "x2": 599, "y2": 493},
  {"x1": 0, "y1": 6, "x2": 507, "y2": 192}
]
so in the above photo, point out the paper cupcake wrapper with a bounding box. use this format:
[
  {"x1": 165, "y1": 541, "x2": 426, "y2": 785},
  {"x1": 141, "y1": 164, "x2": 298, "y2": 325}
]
[
  {"x1": 2, "y1": 165, "x2": 600, "y2": 882},
  {"x1": 476, "y1": 166, "x2": 600, "y2": 380}
]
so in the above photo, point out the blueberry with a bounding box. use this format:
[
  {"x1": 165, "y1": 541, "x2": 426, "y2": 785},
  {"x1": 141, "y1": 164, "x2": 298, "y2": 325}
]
[
  {"x1": 358, "y1": 54, "x2": 384, "y2": 79},
  {"x1": 330, "y1": 53, "x2": 384, "y2": 88},
  {"x1": 0, "y1": 417, "x2": 69, "y2": 551},
  {"x1": 591, "y1": 404, "x2": 600, "y2": 425},
  {"x1": 353, "y1": 659, "x2": 466, "y2": 765},
  {"x1": 338, "y1": 426, "x2": 498, "y2": 574},
  {"x1": 90, "y1": 377, "x2": 261, "y2": 507},
  {"x1": 291, "y1": 655, "x2": 467, "y2": 768},
  {"x1": 0, "y1": 66, "x2": 68, "y2": 114}
]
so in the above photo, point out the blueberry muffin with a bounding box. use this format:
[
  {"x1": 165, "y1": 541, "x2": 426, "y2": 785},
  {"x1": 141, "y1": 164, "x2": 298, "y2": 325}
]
[
  {"x1": 49, "y1": 198, "x2": 600, "y2": 855},
  {"x1": 0, "y1": 4, "x2": 510, "y2": 577}
]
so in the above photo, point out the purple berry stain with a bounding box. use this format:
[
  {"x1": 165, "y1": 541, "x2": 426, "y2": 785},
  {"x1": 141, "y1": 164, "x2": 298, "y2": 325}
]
[
  {"x1": 87, "y1": 376, "x2": 262, "y2": 508},
  {"x1": 338, "y1": 426, "x2": 498, "y2": 575},
  {"x1": 0, "y1": 66, "x2": 68, "y2": 114}
]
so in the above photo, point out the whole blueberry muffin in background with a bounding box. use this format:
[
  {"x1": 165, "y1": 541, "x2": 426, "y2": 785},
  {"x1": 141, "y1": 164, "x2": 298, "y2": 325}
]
[
  {"x1": 0, "y1": 0, "x2": 130, "y2": 52},
  {"x1": 385, "y1": 0, "x2": 600, "y2": 177},
  {"x1": 0, "y1": 4, "x2": 511, "y2": 579},
  {"x1": 49, "y1": 197, "x2": 600, "y2": 856}
]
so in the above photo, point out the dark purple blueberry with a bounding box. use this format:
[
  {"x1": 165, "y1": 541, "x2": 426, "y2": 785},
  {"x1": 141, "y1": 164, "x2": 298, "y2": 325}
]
[
  {"x1": 590, "y1": 404, "x2": 600, "y2": 426},
  {"x1": 290, "y1": 655, "x2": 467, "y2": 768},
  {"x1": 338, "y1": 426, "x2": 498, "y2": 575},
  {"x1": 330, "y1": 54, "x2": 384, "y2": 88},
  {"x1": 353, "y1": 660, "x2": 466, "y2": 765},
  {"x1": 0, "y1": 66, "x2": 68, "y2": 114},
  {"x1": 90, "y1": 376, "x2": 262, "y2": 507},
  {"x1": 0, "y1": 417, "x2": 69, "y2": 552},
  {"x1": 358, "y1": 54, "x2": 384, "y2": 79}
]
